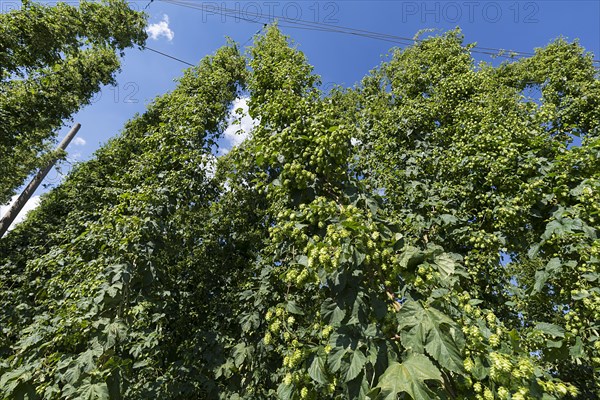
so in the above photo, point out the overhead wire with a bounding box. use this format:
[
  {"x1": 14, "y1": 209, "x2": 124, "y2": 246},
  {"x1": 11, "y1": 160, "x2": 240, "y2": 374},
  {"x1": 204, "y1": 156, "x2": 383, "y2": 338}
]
[
  {"x1": 141, "y1": 0, "x2": 195, "y2": 66},
  {"x1": 143, "y1": 46, "x2": 195, "y2": 66},
  {"x1": 241, "y1": 25, "x2": 267, "y2": 47},
  {"x1": 161, "y1": 0, "x2": 600, "y2": 65},
  {"x1": 163, "y1": 0, "x2": 413, "y2": 44}
]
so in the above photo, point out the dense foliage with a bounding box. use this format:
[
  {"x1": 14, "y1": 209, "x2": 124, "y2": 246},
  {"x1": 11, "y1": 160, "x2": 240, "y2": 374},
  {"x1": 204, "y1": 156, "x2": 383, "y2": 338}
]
[
  {"x1": 0, "y1": 0, "x2": 147, "y2": 204},
  {"x1": 1, "y1": 26, "x2": 599, "y2": 399}
]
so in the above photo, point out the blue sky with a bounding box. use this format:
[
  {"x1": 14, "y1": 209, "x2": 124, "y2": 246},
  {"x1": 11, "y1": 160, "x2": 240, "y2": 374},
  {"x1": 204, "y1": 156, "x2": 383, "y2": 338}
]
[
  {"x1": 72, "y1": 0, "x2": 600, "y2": 160},
  {"x1": 1, "y1": 0, "x2": 599, "y2": 227}
]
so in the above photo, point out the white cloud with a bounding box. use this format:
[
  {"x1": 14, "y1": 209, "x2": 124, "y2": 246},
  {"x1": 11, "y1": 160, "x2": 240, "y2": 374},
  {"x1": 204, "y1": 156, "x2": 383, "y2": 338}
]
[
  {"x1": 146, "y1": 14, "x2": 174, "y2": 42},
  {"x1": 223, "y1": 97, "x2": 257, "y2": 150},
  {"x1": 0, "y1": 195, "x2": 41, "y2": 233},
  {"x1": 72, "y1": 137, "x2": 86, "y2": 146}
]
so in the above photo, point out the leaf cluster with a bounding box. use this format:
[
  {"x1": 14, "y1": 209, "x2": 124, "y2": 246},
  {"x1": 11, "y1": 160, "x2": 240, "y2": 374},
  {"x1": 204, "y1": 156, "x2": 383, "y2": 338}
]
[{"x1": 1, "y1": 26, "x2": 599, "y2": 400}]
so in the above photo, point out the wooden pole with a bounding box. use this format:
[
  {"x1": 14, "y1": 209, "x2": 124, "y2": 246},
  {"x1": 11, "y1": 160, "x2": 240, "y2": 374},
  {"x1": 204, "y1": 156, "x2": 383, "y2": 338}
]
[{"x1": 0, "y1": 123, "x2": 81, "y2": 238}]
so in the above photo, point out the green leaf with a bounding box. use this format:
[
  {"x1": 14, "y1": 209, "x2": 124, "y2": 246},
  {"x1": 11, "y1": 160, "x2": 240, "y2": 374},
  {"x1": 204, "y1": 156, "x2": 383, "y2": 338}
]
[
  {"x1": 433, "y1": 253, "x2": 456, "y2": 278},
  {"x1": 0, "y1": 368, "x2": 33, "y2": 395},
  {"x1": 398, "y1": 301, "x2": 465, "y2": 373},
  {"x1": 470, "y1": 356, "x2": 488, "y2": 380},
  {"x1": 547, "y1": 340, "x2": 563, "y2": 348},
  {"x1": 63, "y1": 365, "x2": 81, "y2": 385},
  {"x1": 439, "y1": 214, "x2": 458, "y2": 225},
  {"x1": 545, "y1": 258, "x2": 562, "y2": 274},
  {"x1": 77, "y1": 349, "x2": 98, "y2": 373},
  {"x1": 277, "y1": 382, "x2": 294, "y2": 400},
  {"x1": 327, "y1": 332, "x2": 350, "y2": 374},
  {"x1": 345, "y1": 349, "x2": 367, "y2": 383},
  {"x1": 286, "y1": 301, "x2": 305, "y2": 315},
  {"x1": 233, "y1": 342, "x2": 252, "y2": 368},
  {"x1": 572, "y1": 289, "x2": 590, "y2": 300},
  {"x1": 321, "y1": 298, "x2": 346, "y2": 325},
  {"x1": 535, "y1": 323, "x2": 565, "y2": 338},
  {"x1": 353, "y1": 248, "x2": 367, "y2": 266},
  {"x1": 528, "y1": 243, "x2": 541, "y2": 259},
  {"x1": 397, "y1": 246, "x2": 424, "y2": 271},
  {"x1": 105, "y1": 320, "x2": 127, "y2": 349},
  {"x1": 569, "y1": 337, "x2": 584, "y2": 358},
  {"x1": 375, "y1": 354, "x2": 442, "y2": 400},
  {"x1": 78, "y1": 379, "x2": 110, "y2": 400},
  {"x1": 240, "y1": 312, "x2": 259, "y2": 332},
  {"x1": 347, "y1": 371, "x2": 370, "y2": 400},
  {"x1": 308, "y1": 353, "x2": 328, "y2": 384},
  {"x1": 396, "y1": 300, "x2": 423, "y2": 330},
  {"x1": 582, "y1": 272, "x2": 599, "y2": 282},
  {"x1": 400, "y1": 317, "x2": 427, "y2": 354},
  {"x1": 533, "y1": 270, "x2": 549, "y2": 294},
  {"x1": 424, "y1": 319, "x2": 465, "y2": 374},
  {"x1": 295, "y1": 255, "x2": 309, "y2": 266}
]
